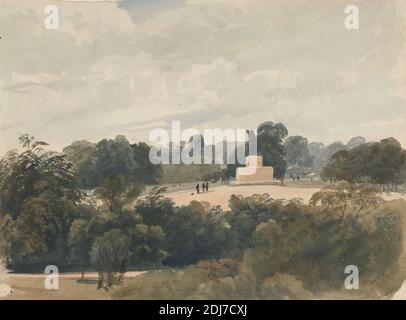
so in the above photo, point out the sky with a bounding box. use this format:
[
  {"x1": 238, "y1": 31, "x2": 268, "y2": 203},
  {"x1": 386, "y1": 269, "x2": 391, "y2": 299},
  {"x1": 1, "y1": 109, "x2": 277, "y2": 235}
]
[{"x1": 1, "y1": 0, "x2": 406, "y2": 153}]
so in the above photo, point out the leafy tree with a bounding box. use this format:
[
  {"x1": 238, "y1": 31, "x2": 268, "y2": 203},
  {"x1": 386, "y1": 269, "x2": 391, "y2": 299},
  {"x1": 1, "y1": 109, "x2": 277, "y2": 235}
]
[
  {"x1": 346, "y1": 136, "x2": 366, "y2": 149},
  {"x1": 320, "y1": 149, "x2": 353, "y2": 182},
  {"x1": 308, "y1": 142, "x2": 326, "y2": 161},
  {"x1": 132, "y1": 142, "x2": 162, "y2": 184},
  {"x1": 96, "y1": 175, "x2": 145, "y2": 213},
  {"x1": 312, "y1": 141, "x2": 346, "y2": 172},
  {"x1": 90, "y1": 229, "x2": 131, "y2": 290},
  {"x1": 0, "y1": 134, "x2": 79, "y2": 218},
  {"x1": 284, "y1": 136, "x2": 313, "y2": 176},
  {"x1": 136, "y1": 188, "x2": 229, "y2": 266},
  {"x1": 66, "y1": 136, "x2": 162, "y2": 189},
  {"x1": 63, "y1": 140, "x2": 96, "y2": 188},
  {"x1": 68, "y1": 219, "x2": 92, "y2": 281},
  {"x1": 135, "y1": 187, "x2": 174, "y2": 227},
  {"x1": 225, "y1": 194, "x2": 302, "y2": 255},
  {"x1": 241, "y1": 220, "x2": 291, "y2": 281},
  {"x1": 257, "y1": 121, "x2": 288, "y2": 182},
  {"x1": 164, "y1": 202, "x2": 228, "y2": 266},
  {"x1": 129, "y1": 224, "x2": 167, "y2": 267},
  {"x1": 308, "y1": 137, "x2": 366, "y2": 174},
  {"x1": 0, "y1": 135, "x2": 80, "y2": 267},
  {"x1": 372, "y1": 138, "x2": 406, "y2": 188},
  {"x1": 285, "y1": 136, "x2": 312, "y2": 167},
  {"x1": 321, "y1": 138, "x2": 406, "y2": 190},
  {"x1": 310, "y1": 181, "x2": 383, "y2": 221}
]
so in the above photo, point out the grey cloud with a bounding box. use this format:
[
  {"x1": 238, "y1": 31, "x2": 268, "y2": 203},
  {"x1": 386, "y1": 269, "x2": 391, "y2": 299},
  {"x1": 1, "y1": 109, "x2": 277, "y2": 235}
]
[{"x1": 0, "y1": 0, "x2": 405, "y2": 153}]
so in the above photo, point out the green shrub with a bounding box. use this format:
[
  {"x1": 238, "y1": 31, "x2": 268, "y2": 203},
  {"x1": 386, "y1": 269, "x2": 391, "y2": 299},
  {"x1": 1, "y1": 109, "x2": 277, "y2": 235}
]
[
  {"x1": 114, "y1": 194, "x2": 405, "y2": 299},
  {"x1": 90, "y1": 229, "x2": 131, "y2": 289}
]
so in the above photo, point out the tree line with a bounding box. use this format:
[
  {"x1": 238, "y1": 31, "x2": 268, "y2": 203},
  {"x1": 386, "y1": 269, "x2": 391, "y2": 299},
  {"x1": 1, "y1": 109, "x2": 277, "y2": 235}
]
[{"x1": 0, "y1": 125, "x2": 405, "y2": 289}]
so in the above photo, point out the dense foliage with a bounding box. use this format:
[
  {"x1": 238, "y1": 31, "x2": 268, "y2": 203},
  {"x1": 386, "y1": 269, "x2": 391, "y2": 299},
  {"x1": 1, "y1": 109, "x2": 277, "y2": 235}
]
[
  {"x1": 0, "y1": 135, "x2": 80, "y2": 266},
  {"x1": 114, "y1": 193, "x2": 405, "y2": 299},
  {"x1": 257, "y1": 121, "x2": 288, "y2": 180},
  {"x1": 1, "y1": 131, "x2": 406, "y2": 296},
  {"x1": 321, "y1": 138, "x2": 406, "y2": 189},
  {"x1": 63, "y1": 136, "x2": 162, "y2": 189}
]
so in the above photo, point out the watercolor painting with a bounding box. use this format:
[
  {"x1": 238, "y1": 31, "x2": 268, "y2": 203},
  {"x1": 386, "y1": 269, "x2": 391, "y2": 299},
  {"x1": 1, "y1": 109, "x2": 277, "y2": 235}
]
[{"x1": 1, "y1": 0, "x2": 406, "y2": 300}]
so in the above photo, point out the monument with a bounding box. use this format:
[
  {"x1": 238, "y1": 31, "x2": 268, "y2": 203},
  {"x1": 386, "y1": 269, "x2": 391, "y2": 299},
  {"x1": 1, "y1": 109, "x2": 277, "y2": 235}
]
[{"x1": 235, "y1": 155, "x2": 274, "y2": 184}]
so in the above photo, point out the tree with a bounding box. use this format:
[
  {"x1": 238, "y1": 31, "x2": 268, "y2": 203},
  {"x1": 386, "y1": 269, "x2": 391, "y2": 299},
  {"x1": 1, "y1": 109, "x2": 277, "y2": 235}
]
[
  {"x1": 308, "y1": 137, "x2": 366, "y2": 174},
  {"x1": 135, "y1": 187, "x2": 174, "y2": 227},
  {"x1": 132, "y1": 142, "x2": 162, "y2": 184},
  {"x1": 284, "y1": 136, "x2": 312, "y2": 176},
  {"x1": 63, "y1": 140, "x2": 96, "y2": 188},
  {"x1": 312, "y1": 141, "x2": 346, "y2": 172},
  {"x1": 0, "y1": 135, "x2": 80, "y2": 266},
  {"x1": 0, "y1": 134, "x2": 79, "y2": 218},
  {"x1": 129, "y1": 224, "x2": 167, "y2": 267},
  {"x1": 136, "y1": 188, "x2": 229, "y2": 266},
  {"x1": 372, "y1": 138, "x2": 406, "y2": 188},
  {"x1": 310, "y1": 181, "x2": 383, "y2": 221},
  {"x1": 257, "y1": 121, "x2": 288, "y2": 182},
  {"x1": 67, "y1": 135, "x2": 162, "y2": 189},
  {"x1": 164, "y1": 202, "x2": 228, "y2": 266},
  {"x1": 285, "y1": 136, "x2": 312, "y2": 167},
  {"x1": 308, "y1": 142, "x2": 326, "y2": 161},
  {"x1": 68, "y1": 219, "x2": 92, "y2": 281},
  {"x1": 90, "y1": 229, "x2": 131, "y2": 290},
  {"x1": 96, "y1": 175, "x2": 145, "y2": 213},
  {"x1": 346, "y1": 136, "x2": 366, "y2": 149},
  {"x1": 321, "y1": 138, "x2": 406, "y2": 190},
  {"x1": 320, "y1": 149, "x2": 353, "y2": 182}
]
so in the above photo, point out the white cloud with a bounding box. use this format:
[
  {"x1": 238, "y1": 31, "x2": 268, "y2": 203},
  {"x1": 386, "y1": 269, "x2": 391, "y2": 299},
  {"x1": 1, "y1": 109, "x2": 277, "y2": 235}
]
[{"x1": 1, "y1": 0, "x2": 406, "y2": 153}]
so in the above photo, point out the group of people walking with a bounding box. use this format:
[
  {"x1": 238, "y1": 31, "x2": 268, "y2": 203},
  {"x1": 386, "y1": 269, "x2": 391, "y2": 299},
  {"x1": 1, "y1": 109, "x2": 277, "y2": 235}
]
[{"x1": 195, "y1": 182, "x2": 209, "y2": 194}]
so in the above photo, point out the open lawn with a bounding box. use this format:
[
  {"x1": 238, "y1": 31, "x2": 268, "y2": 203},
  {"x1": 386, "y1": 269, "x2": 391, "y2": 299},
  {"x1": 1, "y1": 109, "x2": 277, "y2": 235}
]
[
  {"x1": 167, "y1": 184, "x2": 322, "y2": 210},
  {"x1": 166, "y1": 184, "x2": 406, "y2": 210}
]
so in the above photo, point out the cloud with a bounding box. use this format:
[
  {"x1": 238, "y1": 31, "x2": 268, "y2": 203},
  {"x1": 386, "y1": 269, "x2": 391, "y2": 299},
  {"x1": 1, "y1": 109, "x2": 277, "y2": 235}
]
[
  {"x1": 1, "y1": 0, "x2": 406, "y2": 153},
  {"x1": 60, "y1": 0, "x2": 119, "y2": 2}
]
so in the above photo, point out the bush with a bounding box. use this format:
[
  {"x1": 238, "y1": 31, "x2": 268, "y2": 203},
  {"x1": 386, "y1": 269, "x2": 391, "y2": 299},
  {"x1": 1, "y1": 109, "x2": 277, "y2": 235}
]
[
  {"x1": 135, "y1": 189, "x2": 229, "y2": 266},
  {"x1": 90, "y1": 229, "x2": 131, "y2": 289},
  {"x1": 114, "y1": 194, "x2": 406, "y2": 299},
  {"x1": 129, "y1": 224, "x2": 167, "y2": 268},
  {"x1": 164, "y1": 202, "x2": 229, "y2": 266},
  {"x1": 68, "y1": 219, "x2": 92, "y2": 280}
]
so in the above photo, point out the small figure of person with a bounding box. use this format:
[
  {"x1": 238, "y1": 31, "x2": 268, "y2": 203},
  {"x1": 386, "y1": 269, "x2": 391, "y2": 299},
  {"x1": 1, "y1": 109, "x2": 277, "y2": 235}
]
[
  {"x1": 196, "y1": 183, "x2": 200, "y2": 194},
  {"x1": 202, "y1": 182, "x2": 206, "y2": 192},
  {"x1": 296, "y1": 175, "x2": 300, "y2": 182},
  {"x1": 205, "y1": 181, "x2": 209, "y2": 192}
]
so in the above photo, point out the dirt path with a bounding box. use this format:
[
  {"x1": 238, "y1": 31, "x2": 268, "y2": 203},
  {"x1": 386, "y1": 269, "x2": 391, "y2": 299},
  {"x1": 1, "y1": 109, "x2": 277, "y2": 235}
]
[
  {"x1": 167, "y1": 184, "x2": 406, "y2": 210},
  {"x1": 0, "y1": 260, "x2": 145, "y2": 300},
  {"x1": 166, "y1": 184, "x2": 321, "y2": 210}
]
